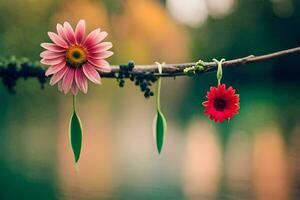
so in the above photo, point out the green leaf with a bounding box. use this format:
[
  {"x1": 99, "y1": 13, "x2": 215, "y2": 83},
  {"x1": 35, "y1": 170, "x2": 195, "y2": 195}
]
[
  {"x1": 154, "y1": 110, "x2": 167, "y2": 154},
  {"x1": 69, "y1": 111, "x2": 82, "y2": 163}
]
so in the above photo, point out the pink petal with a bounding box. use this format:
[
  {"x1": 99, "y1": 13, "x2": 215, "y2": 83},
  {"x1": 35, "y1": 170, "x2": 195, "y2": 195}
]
[
  {"x1": 71, "y1": 82, "x2": 79, "y2": 95},
  {"x1": 88, "y1": 42, "x2": 113, "y2": 53},
  {"x1": 40, "y1": 50, "x2": 65, "y2": 59},
  {"x1": 56, "y1": 23, "x2": 69, "y2": 44},
  {"x1": 45, "y1": 62, "x2": 66, "y2": 76},
  {"x1": 49, "y1": 67, "x2": 68, "y2": 85},
  {"x1": 82, "y1": 63, "x2": 101, "y2": 84},
  {"x1": 88, "y1": 51, "x2": 113, "y2": 59},
  {"x1": 63, "y1": 22, "x2": 76, "y2": 45},
  {"x1": 75, "y1": 19, "x2": 86, "y2": 44},
  {"x1": 40, "y1": 43, "x2": 66, "y2": 52},
  {"x1": 48, "y1": 32, "x2": 68, "y2": 48},
  {"x1": 82, "y1": 28, "x2": 100, "y2": 47},
  {"x1": 87, "y1": 31, "x2": 108, "y2": 46},
  {"x1": 62, "y1": 68, "x2": 75, "y2": 94},
  {"x1": 88, "y1": 59, "x2": 111, "y2": 72},
  {"x1": 41, "y1": 57, "x2": 65, "y2": 65},
  {"x1": 75, "y1": 68, "x2": 88, "y2": 93}
]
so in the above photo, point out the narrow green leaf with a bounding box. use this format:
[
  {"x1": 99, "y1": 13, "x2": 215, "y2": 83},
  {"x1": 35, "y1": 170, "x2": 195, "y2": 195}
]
[
  {"x1": 155, "y1": 110, "x2": 167, "y2": 154},
  {"x1": 69, "y1": 111, "x2": 82, "y2": 163}
]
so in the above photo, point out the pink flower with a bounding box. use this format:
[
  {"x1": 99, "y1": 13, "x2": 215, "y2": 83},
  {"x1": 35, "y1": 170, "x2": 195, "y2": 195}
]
[{"x1": 40, "y1": 20, "x2": 113, "y2": 95}]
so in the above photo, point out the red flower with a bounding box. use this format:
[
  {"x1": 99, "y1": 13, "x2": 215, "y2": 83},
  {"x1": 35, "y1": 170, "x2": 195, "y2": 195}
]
[{"x1": 202, "y1": 84, "x2": 240, "y2": 122}]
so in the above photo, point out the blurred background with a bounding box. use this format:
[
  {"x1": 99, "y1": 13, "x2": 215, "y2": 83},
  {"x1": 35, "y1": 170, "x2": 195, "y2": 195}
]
[{"x1": 0, "y1": 0, "x2": 300, "y2": 199}]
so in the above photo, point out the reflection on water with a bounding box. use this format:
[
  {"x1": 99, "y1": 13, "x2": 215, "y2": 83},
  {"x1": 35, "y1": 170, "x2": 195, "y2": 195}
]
[
  {"x1": 225, "y1": 131, "x2": 253, "y2": 199},
  {"x1": 182, "y1": 119, "x2": 221, "y2": 200},
  {"x1": 253, "y1": 127, "x2": 290, "y2": 200},
  {"x1": 0, "y1": 83, "x2": 299, "y2": 200}
]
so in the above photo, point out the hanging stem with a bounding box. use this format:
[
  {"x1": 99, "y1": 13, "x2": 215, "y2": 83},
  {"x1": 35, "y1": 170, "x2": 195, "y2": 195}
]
[
  {"x1": 156, "y1": 75, "x2": 161, "y2": 110},
  {"x1": 72, "y1": 95, "x2": 76, "y2": 112},
  {"x1": 155, "y1": 62, "x2": 164, "y2": 110},
  {"x1": 154, "y1": 62, "x2": 167, "y2": 155},
  {"x1": 213, "y1": 59, "x2": 226, "y2": 85}
]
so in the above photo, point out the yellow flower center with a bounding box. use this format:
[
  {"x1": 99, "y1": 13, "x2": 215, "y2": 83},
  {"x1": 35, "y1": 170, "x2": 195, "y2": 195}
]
[{"x1": 66, "y1": 45, "x2": 87, "y2": 68}]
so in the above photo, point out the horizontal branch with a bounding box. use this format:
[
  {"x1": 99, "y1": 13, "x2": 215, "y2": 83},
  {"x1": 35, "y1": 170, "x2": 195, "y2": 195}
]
[
  {"x1": 0, "y1": 46, "x2": 299, "y2": 94},
  {"x1": 103, "y1": 46, "x2": 300, "y2": 77}
]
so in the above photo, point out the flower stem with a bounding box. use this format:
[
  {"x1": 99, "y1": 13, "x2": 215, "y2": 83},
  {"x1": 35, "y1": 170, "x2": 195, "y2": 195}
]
[
  {"x1": 155, "y1": 62, "x2": 165, "y2": 110},
  {"x1": 72, "y1": 95, "x2": 76, "y2": 113},
  {"x1": 213, "y1": 58, "x2": 225, "y2": 85}
]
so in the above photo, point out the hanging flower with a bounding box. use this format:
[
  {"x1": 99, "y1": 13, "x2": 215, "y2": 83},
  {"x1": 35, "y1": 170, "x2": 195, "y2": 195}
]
[
  {"x1": 202, "y1": 84, "x2": 240, "y2": 122},
  {"x1": 40, "y1": 20, "x2": 113, "y2": 95}
]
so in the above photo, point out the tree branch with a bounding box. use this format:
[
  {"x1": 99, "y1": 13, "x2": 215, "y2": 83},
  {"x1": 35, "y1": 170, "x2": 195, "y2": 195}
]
[
  {"x1": 0, "y1": 47, "x2": 299, "y2": 94},
  {"x1": 103, "y1": 46, "x2": 300, "y2": 77}
]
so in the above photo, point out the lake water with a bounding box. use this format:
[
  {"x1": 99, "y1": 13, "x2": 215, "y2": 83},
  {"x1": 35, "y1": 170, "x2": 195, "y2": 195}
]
[{"x1": 0, "y1": 79, "x2": 299, "y2": 200}]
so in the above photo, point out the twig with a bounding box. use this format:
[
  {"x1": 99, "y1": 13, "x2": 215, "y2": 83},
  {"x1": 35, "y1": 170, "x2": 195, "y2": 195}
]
[
  {"x1": 0, "y1": 47, "x2": 299, "y2": 94},
  {"x1": 102, "y1": 46, "x2": 300, "y2": 77}
]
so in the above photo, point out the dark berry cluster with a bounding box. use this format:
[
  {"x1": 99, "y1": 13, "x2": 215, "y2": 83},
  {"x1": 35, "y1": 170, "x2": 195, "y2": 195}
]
[
  {"x1": 116, "y1": 60, "x2": 157, "y2": 98},
  {"x1": 0, "y1": 57, "x2": 46, "y2": 93},
  {"x1": 115, "y1": 60, "x2": 135, "y2": 87},
  {"x1": 133, "y1": 73, "x2": 156, "y2": 98}
]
